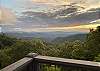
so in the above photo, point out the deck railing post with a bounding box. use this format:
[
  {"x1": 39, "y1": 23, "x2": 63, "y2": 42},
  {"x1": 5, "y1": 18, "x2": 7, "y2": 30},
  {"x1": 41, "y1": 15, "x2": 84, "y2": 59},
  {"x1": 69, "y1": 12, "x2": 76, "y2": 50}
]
[
  {"x1": 33, "y1": 61, "x2": 39, "y2": 71},
  {"x1": 26, "y1": 53, "x2": 38, "y2": 58},
  {"x1": 26, "y1": 53, "x2": 38, "y2": 71}
]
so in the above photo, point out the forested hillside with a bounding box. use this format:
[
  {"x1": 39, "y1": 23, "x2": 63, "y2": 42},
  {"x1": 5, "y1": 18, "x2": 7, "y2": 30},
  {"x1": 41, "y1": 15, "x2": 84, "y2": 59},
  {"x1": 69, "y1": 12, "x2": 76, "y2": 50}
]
[
  {"x1": 53, "y1": 34, "x2": 87, "y2": 43},
  {"x1": 0, "y1": 26, "x2": 100, "y2": 69}
]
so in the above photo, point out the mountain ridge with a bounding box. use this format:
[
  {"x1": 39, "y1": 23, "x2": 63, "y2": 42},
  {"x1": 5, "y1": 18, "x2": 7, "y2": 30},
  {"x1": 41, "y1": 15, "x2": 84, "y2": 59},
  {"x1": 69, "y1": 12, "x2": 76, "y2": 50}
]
[{"x1": 53, "y1": 33, "x2": 87, "y2": 43}]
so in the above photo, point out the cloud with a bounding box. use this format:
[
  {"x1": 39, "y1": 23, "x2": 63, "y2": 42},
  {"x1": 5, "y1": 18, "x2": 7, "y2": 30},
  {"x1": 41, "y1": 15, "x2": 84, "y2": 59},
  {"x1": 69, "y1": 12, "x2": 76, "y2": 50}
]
[
  {"x1": 67, "y1": 0, "x2": 100, "y2": 10},
  {"x1": 1, "y1": 0, "x2": 100, "y2": 33},
  {"x1": 0, "y1": 6, "x2": 16, "y2": 25},
  {"x1": 0, "y1": 27, "x2": 1, "y2": 32},
  {"x1": 12, "y1": 24, "x2": 100, "y2": 32},
  {"x1": 32, "y1": 0, "x2": 100, "y2": 10},
  {"x1": 32, "y1": 0, "x2": 68, "y2": 5},
  {"x1": 14, "y1": 19, "x2": 100, "y2": 32},
  {"x1": 20, "y1": 7, "x2": 100, "y2": 28}
]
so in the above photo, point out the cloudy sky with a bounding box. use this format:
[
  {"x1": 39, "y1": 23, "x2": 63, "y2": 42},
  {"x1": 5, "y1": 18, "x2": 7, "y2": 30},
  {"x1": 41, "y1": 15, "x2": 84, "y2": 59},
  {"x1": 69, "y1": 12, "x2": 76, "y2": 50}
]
[{"x1": 0, "y1": 0, "x2": 100, "y2": 32}]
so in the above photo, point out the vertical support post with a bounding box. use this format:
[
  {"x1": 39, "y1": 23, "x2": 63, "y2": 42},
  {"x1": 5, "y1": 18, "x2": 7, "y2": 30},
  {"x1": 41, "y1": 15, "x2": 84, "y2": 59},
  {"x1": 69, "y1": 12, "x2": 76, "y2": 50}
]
[
  {"x1": 26, "y1": 53, "x2": 38, "y2": 71},
  {"x1": 33, "y1": 61, "x2": 40, "y2": 71}
]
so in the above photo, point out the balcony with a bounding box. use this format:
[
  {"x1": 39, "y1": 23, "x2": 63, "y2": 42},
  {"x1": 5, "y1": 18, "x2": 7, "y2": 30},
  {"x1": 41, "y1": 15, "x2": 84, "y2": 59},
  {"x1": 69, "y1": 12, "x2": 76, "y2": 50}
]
[{"x1": 1, "y1": 53, "x2": 100, "y2": 71}]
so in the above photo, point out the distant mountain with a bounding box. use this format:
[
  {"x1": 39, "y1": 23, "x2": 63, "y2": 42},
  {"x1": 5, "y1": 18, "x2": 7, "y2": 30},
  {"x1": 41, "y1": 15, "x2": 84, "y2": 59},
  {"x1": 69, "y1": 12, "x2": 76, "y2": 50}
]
[
  {"x1": 53, "y1": 34, "x2": 87, "y2": 43},
  {"x1": 5, "y1": 32, "x2": 82, "y2": 42}
]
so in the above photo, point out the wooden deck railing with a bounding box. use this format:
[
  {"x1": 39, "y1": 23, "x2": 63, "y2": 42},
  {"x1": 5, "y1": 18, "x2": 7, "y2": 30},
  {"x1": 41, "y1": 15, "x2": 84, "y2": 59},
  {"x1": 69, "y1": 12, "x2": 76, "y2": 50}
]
[{"x1": 1, "y1": 53, "x2": 100, "y2": 71}]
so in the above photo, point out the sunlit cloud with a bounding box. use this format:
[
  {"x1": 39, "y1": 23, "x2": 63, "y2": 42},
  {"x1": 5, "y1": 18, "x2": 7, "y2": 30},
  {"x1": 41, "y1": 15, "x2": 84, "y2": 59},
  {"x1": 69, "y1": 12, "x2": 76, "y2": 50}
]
[
  {"x1": 32, "y1": 0, "x2": 68, "y2": 5},
  {"x1": 31, "y1": 0, "x2": 100, "y2": 14},
  {"x1": 13, "y1": 24, "x2": 100, "y2": 32},
  {"x1": 0, "y1": 6, "x2": 16, "y2": 25},
  {"x1": 32, "y1": 0, "x2": 100, "y2": 7}
]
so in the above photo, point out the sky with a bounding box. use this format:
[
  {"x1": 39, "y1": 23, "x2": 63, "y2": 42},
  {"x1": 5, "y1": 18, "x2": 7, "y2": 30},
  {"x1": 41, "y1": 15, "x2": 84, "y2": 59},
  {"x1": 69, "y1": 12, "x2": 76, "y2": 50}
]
[{"x1": 0, "y1": 0, "x2": 100, "y2": 32}]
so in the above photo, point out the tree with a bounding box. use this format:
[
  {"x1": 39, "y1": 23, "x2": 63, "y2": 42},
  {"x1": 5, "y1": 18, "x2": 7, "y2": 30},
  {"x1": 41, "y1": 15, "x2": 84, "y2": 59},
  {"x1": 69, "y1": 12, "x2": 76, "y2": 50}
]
[
  {"x1": 9, "y1": 40, "x2": 34, "y2": 61},
  {"x1": 94, "y1": 54, "x2": 100, "y2": 62},
  {"x1": 0, "y1": 33, "x2": 17, "y2": 49},
  {"x1": 85, "y1": 26, "x2": 100, "y2": 60},
  {"x1": 0, "y1": 48, "x2": 12, "y2": 68}
]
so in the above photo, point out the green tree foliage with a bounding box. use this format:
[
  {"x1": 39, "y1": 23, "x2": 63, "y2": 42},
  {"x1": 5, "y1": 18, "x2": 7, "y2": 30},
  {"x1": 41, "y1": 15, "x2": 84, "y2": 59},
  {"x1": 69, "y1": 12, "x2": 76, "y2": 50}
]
[
  {"x1": 9, "y1": 41, "x2": 34, "y2": 61},
  {"x1": 94, "y1": 54, "x2": 100, "y2": 62},
  {"x1": 0, "y1": 48, "x2": 12, "y2": 68},
  {"x1": 30, "y1": 38, "x2": 47, "y2": 55},
  {"x1": 85, "y1": 26, "x2": 100, "y2": 60},
  {"x1": 0, "y1": 33, "x2": 17, "y2": 49},
  {"x1": 0, "y1": 36, "x2": 47, "y2": 69}
]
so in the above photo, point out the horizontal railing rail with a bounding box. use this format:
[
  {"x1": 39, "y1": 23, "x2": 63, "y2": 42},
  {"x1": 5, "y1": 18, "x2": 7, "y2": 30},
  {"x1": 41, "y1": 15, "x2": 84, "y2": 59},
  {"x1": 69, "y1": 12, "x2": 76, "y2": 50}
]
[
  {"x1": 0, "y1": 57, "x2": 33, "y2": 71},
  {"x1": 1, "y1": 53, "x2": 100, "y2": 71},
  {"x1": 0, "y1": 53, "x2": 37, "y2": 71},
  {"x1": 34, "y1": 55, "x2": 100, "y2": 70}
]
